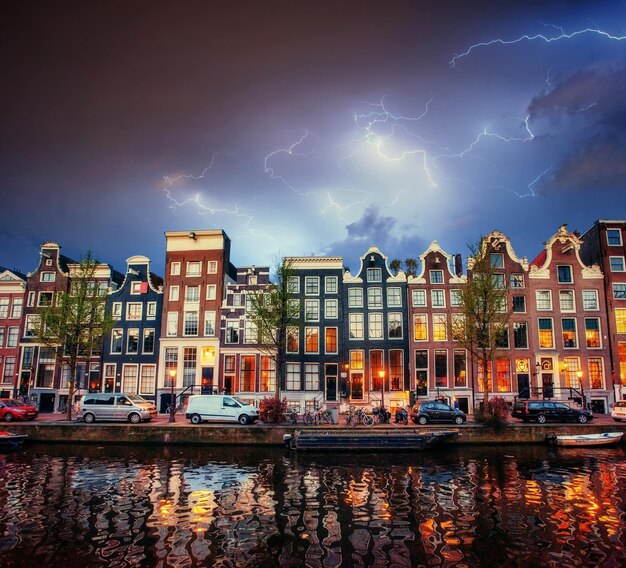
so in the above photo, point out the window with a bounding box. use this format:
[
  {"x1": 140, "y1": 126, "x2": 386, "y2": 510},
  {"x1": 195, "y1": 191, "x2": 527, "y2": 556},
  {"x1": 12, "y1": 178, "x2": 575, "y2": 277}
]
[
  {"x1": 305, "y1": 277, "x2": 319, "y2": 295},
  {"x1": 305, "y1": 363, "x2": 319, "y2": 391},
  {"x1": 206, "y1": 285, "x2": 217, "y2": 301},
  {"x1": 260, "y1": 356, "x2": 276, "y2": 392},
  {"x1": 450, "y1": 289, "x2": 461, "y2": 307},
  {"x1": 585, "y1": 318, "x2": 601, "y2": 348},
  {"x1": 304, "y1": 299, "x2": 319, "y2": 321},
  {"x1": 147, "y1": 302, "x2": 157, "y2": 318},
  {"x1": 433, "y1": 313, "x2": 447, "y2": 341},
  {"x1": 139, "y1": 365, "x2": 156, "y2": 395},
  {"x1": 0, "y1": 328, "x2": 4, "y2": 347},
  {"x1": 0, "y1": 299, "x2": 8, "y2": 319},
  {"x1": 122, "y1": 365, "x2": 138, "y2": 393},
  {"x1": 350, "y1": 350, "x2": 364, "y2": 370},
  {"x1": 40, "y1": 271, "x2": 55, "y2": 282},
  {"x1": 557, "y1": 265, "x2": 573, "y2": 284},
  {"x1": 170, "y1": 262, "x2": 181, "y2": 276},
  {"x1": 607, "y1": 228, "x2": 622, "y2": 246},
  {"x1": 240, "y1": 356, "x2": 256, "y2": 392},
  {"x1": 431, "y1": 289, "x2": 445, "y2": 307},
  {"x1": 349, "y1": 313, "x2": 364, "y2": 339},
  {"x1": 286, "y1": 363, "x2": 301, "y2": 390},
  {"x1": 287, "y1": 276, "x2": 300, "y2": 293},
  {"x1": 367, "y1": 287, "x2": 383, "y2": 308},
  {"x1": 538, "y1": 318, "x2": 554, "y2": 349},
  {"x1": 2, "y1": 356, "x2": 15, "y2": 384},
  {"x1": 169, "y1": 286, "x2": 179, "y2": 301},
  {"x1": 305, "y1": 327, "x2": 319, "y2": 353},
  {"x1": 536, "y1": 290, "x2": 552, "y2": 310},
  {"x1": 490, "y1": 253, "x2": 504, "y2": 268},
  {"x1": 610, "y1": 257, "x2": 625, "y2": 272},
  {"x1": 126, "y1": 329, "x2": 139, "y2": 354},
  {"x1": 143, "y1": 329, "x2": 155, "y2": 354},
  {"x1": 207, "y1": 260, "x2": 218, "y2": 274},
  {"x1": 185, "y1": 286, "x2": 200, "y2": 302},
  {"x1": 370, "y1": 350, "x2": 384, "y2": 391},
  {"x1": 617, "y1": 309, "x2": 626, "y2": 334},
  {"x1": 126, "y1": 303, "x2": 142, "y2": 321},
  {"x1": 24, "y1": 315, "x2": 39, "y2": 337},
  {"x1": 582, "y1": 290, "x2": 599, "y2": 310},
  {"x1": 588, "y1": 358, "x2": 604, "y2": 389},
  {"x1": 388, "y1": 313, "x2": 403, "y2": 338},
  {"x1": 183, "y1": 347, "x2": 197, "y2": 387},
  {"x1": 348, "y1": 288, "x2": 363, "y2": 308},
  {"x1": 164, "y1": 348, "x2": 178, "y2": 384},
  {"x1": 387, "y1": 287, "x2": 402, "y2": 307},
  {"x1": 183, "y1": 312, "x2": 198, "y2": 336},
  {"x1": 226, "y1": 320, "x2": 239, "y2": 343},
  {"x1": 325, "y1": 327, "x2": 338, "y2": 354},
  {"x1": 231, "y1": 293, "x2": 244, "y2": 307},
  {"x1": 496, "y1": 359, "x2": 511, "y2": 392},
  {"x1": 510, "y1": 273, "x2": 524, "y2": 288},
  {"x1": 430, "y1": 270, "x2": 443, "y2": 284},
  {"x1": 512, "y1": 296, "x2": 526, "y2": 313},
  {"x1": 204, "y1": 311, "x2": 216, "y2": 336},
  {"x1": 513, "y1": 322, "x2": 528, "y2": 349},
  {"x1": 325, "y1": 276, "x2": 338, "y2": 294},
  {"x1": 368, "y1": 313, "x2": 383, "y2": 339},
  {"x1": 562, "y1": 357, "x2": 580, "y2": 388},
  {"x1": 186, "y1": 261, "x2": 201, "y2": 276},
  {"x1": 27, "y1": 291, "x2": 35, "y2": 307},
  {"x1": 166, "y1": 312, "x2": 178, "y2": 336},
  {"x1": 286, "y1": 327, "x2": 299, "y2": 353},
  {"x1": 21, "y1": 347, "x2": 34, "y2": 370},
  {"x1": 130, "y1": 281, "x2": 142, "y2": 295},
  {"x1": 38, "y1": 291, "x2": 53, "y2": 307},
  {"x1": 6, "y1": 328, "x2": 17, "y2": 347},
  {"x1": 562, "y1": 318, "x2": 578, "y2": 348},
  {"x1": 435, "y1": 350, "x2": 447, "y2": 387},
  {"x1": 495, "y1": 327, "x2": 509, "y2": 348},
  {"x1": 367, "y1": 267, "x2": 382, "y2": 282},
  {"x1": 389, "y1": 350, "x2": 403, "y2": 390},
  {"x1": 111, "y1": 329, "x2": 123, "y2": 353},
  {"x1": 492, "y1": 274, "x2": 505, "y2": 289},
  {"x1": 559, "y1": 290, "x2": 575, "y2": 312},
  {"x1": 413, "y1": 314, "x2": 428, "y2": 341},
  {"x1": 614, "y1": 284, "x2": 626, "y2": 299},
  {"x1": 454, "y1": 350, "x2": 467, "y2": 387},
  {"x1": 477, "y1": 360, "x2": 492, "y2": 393},
  {"x1": 412, "y1": 289, "x2": 426, "y2": 307},
  {"x1": 10, "y1": 299, "x2": 22, "y2": 319},
  {"x1": 325, "y1": 298, "x2": 338, "y2": 319}
]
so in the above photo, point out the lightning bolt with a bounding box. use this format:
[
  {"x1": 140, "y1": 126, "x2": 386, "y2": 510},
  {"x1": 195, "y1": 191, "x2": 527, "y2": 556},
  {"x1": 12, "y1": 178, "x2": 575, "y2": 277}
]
[{"x1": 450, "y1": 26, "x2": 626, "y2": 67}]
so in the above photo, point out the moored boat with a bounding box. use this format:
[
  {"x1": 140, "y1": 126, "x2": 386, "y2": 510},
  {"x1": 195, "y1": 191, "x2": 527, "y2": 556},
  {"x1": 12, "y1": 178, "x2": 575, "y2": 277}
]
[
  {"x1": 284, "y1": 429, "x2": 458, "y2": 451},
  {"x1": 0, "y1": 431, "x2": 28, "y2": 449},
  {"x1": 545, "y1": 431, "x2": 623, "y2": 447}
]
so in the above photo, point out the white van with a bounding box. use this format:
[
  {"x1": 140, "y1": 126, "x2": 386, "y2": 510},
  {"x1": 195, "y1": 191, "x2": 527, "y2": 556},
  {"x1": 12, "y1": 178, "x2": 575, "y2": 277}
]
[
  {"x1": 185, "y1": 395, "x2": 260, "y2": 425},
  {"x1": 79, "y1": 393, "x2": 157, "y2": 423}
]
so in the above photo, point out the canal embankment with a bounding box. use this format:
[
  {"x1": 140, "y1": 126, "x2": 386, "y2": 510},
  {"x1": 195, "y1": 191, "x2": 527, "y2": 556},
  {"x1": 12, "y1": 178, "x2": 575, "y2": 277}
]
[{"x1": 5, "y1": 419, "x2": 626, "y2": 446}]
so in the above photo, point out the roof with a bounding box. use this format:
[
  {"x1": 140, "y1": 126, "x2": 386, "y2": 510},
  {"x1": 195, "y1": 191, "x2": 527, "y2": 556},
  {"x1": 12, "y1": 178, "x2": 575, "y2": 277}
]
[{"x1": 530, "y1": 249, "x2": 547, "y2": 268}]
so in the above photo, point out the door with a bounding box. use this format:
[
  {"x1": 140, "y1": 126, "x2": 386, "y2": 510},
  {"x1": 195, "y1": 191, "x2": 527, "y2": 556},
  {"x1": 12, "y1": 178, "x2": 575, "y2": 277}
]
[
  {"x1": 222, "y1": 396, "x2": 239, "y2": 421},
  {"x1": 39, "y1": 393, "x2": 55, "y2": 413},
  {"x1": 542, "y1": 374, "x2": 554, "y2": 398},
  {"x1": 201, "y1": 367, "x2": 214, "y2": 394},
  {"x1": 19, "y1": 371, "x2": 31, "y2": 396},
  {"x1": 325, "y1": 364, "x2": 337, "y2": 402},
  {"x1": 517, "y1": 374, "x2": 530, "y2": 399},
  {"x1": 435, "y1": 402, "x2": 452, "y2": 422},
  {"x1": 351, "y1": 373, "x2": 364, "y2": 400}
]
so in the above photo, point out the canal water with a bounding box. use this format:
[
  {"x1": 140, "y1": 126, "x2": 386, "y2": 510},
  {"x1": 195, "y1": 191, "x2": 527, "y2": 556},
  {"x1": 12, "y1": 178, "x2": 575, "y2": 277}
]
[{"x1": 1, "y1": 443, "x2": 625, "y2": 567}]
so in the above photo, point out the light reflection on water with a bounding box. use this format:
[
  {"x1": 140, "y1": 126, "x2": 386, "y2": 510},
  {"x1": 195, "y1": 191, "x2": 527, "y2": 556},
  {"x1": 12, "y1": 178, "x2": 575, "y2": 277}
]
[{"x1": 0, "y1": 444, "x2": 625, "y2": 567}]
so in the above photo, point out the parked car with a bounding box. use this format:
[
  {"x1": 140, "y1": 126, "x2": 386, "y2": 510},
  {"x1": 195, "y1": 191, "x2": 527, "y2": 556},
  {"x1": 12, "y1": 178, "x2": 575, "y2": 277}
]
[
  {"x1": 410, "y1": 401, "x2": 466, "y2": 425},
  {"x1": 78, "y1": 393, "x2": 157, "y2": 423},
  {"x1": 511, "y1": 400, "x2": 592, "y2": 424},
  {"x1": 185, "y1": 394, "x2": 260, "y2": 425},
  {"x1": 0, "y1": 398, "x2": 39, "y2": 422},
  {"x1": 611, "y1": 400, "x2": 626, "y2": 421}
]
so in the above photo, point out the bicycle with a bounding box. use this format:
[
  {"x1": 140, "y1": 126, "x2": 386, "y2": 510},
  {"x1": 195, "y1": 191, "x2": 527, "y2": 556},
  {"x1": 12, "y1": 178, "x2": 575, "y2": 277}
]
[
  {"x1": 285, "y1": 409, "x2": 300, "y2": 424},
  {"x1": 304, "y1": 409, "x2": 334, "y2": 425},
  {"x1": 348, "y1": 407, "x2": 373, "y2": 427}
]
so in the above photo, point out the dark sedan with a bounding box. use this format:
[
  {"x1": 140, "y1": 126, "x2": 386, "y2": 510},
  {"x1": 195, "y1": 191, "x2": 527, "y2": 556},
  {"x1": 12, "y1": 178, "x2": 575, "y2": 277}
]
[{"x1": 411, "y1": 401, "x2": 466, "y2": 425}]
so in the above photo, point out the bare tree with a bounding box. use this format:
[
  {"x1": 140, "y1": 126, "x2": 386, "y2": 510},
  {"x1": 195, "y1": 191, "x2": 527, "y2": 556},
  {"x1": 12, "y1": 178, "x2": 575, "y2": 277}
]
[
  {"x1": 246, "y1": 258, "x2": 301, "y2": 399},
  {"x1": 33, "y1": 252, "x2": 114, "y2": 420},
  {"x1": 449, "y1": 240, "x2": 511, "y2": 406}
]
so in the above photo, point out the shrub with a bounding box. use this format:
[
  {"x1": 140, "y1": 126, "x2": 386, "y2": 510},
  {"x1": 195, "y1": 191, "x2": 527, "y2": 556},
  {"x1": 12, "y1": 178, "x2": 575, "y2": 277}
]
[
  {"x1": 476, "y1": 396, "x2": 510, "y2": 431},
  {"x1": 259, "y1": 396, "x2": 289, "y2": 424}
]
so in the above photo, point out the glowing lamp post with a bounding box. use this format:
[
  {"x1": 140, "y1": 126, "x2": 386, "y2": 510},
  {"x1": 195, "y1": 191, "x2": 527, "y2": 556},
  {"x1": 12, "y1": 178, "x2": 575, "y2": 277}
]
[
  {"x1": 168, "y1": 368, "x2": 176, "y2": 423},
  {"x1": 576, "y1": 369, "x2": 585, "y2": 409},
  {"x1": 378, "y1": 369, "x2": 385, "y2": 409}
]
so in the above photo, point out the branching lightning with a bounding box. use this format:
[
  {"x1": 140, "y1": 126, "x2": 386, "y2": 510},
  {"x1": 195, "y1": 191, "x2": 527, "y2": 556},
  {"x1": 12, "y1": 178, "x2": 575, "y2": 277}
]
[{"x1": 450, "y1": 26, "x2": 626, "y2": 67}]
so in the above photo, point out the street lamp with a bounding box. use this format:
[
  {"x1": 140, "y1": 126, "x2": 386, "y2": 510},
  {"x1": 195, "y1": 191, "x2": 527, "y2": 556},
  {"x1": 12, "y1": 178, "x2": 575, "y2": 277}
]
[
  {"x1": 378, "y1": 369, "x2": 385, "y2": 410},
  {"x1": 168, "y1": 368, "x2": 176, "y2": 423}
]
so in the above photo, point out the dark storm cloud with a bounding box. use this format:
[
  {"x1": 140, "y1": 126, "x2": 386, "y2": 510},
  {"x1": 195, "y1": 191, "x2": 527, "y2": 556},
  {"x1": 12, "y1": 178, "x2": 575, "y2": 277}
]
[{"x1": 529, "y1": 61, "x2": 626, "y2": 191}]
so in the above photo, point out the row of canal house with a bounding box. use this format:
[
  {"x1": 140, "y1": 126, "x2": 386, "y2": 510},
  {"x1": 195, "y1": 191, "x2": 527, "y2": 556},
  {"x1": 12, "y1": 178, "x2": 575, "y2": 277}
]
[{"x1": 1, "y1": 221, "x2": 626, "y2": 414}]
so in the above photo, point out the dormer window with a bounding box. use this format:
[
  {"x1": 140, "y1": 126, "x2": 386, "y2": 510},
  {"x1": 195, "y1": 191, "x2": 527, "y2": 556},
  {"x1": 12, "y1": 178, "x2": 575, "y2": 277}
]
[
  {"x1": 557, "y1": 265, "x2": 573, "y2": 284},
  {"x1": 490, "y1": 253, "x2": 504, "y2": 268},
  {"x1": 45, "y1": 259, "x2": 52, "y2": 267},
  {"x1": 367, "y1": 268, "x2": 382, "y2": 282},
  {"x1": 41, "y1": 272, "x2": 55, "y2": 282},
  {"x1": 430, "y1": 270, "x2": 443, "y2": 284}
]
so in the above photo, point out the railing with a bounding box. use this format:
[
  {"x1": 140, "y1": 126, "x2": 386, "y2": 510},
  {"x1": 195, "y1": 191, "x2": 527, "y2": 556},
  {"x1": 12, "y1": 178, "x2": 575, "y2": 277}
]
[{"x1": 513, "y1": 386, "x2": 586, "y2": 408}]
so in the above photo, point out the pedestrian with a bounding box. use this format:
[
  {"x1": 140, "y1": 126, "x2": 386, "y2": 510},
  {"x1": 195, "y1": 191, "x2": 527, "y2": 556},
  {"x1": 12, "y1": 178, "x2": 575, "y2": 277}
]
[{"x1": 453, "y1": 399, "x2": 459, "y2": 410}]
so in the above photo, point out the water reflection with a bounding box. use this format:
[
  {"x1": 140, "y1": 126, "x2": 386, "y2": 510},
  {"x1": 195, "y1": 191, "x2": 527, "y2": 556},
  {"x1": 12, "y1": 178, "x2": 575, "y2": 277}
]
[{"x1": 0, "y1": 444, "x2": 625, "y2": 567}]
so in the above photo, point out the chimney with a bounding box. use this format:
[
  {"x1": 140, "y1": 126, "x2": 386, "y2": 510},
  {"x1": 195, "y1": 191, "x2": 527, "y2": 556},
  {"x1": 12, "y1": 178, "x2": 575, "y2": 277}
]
[{"x1": 454, "y1": 254, "x2": 463, "y2": 277}]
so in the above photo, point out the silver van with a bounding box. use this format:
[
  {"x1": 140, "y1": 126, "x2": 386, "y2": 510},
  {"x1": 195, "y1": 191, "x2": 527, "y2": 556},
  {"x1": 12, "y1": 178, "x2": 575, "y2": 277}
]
[
  {"x1": 185, "y1": 394, "x2": 260, "y2": 424},
  {"x1": 79, "y1": 393, "x2": 157, "y2": 423}
]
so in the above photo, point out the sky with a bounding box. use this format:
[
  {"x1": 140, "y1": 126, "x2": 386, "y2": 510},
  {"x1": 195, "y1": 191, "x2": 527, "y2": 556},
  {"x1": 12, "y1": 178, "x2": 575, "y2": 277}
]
[{"x1": 2, "y1": 0, "x2": 626, "y2": 277}]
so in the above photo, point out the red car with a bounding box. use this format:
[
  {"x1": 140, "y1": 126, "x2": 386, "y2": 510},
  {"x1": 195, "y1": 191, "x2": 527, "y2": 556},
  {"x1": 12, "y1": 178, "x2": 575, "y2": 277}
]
[{"x1": 0, "y1": 398, "x2": 39, "y2": 422}]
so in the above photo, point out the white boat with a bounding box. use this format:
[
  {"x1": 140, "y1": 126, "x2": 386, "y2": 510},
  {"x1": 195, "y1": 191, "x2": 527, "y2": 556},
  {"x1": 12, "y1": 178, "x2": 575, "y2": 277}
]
[{"x1": 546, "y1": 431, "x2": 623, "y2": 447}]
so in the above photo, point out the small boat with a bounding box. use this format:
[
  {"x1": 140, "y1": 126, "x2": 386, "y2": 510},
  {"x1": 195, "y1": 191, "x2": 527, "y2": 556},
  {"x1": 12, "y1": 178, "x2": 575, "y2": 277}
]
[
  {"x1": 546, "y1": 431, "x2": 623, "y2": 447},
  {"x1": 283, "y1": 429, "x2": 458, "y2": 451},
  {"x1": 0, "y1": 431, "x2": 28, "y2": 449}
]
